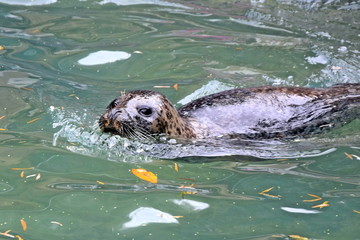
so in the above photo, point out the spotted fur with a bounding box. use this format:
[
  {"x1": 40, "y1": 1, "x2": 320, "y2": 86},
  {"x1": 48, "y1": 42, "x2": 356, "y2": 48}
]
[{"x1": 99, "y1": 84, "x2": 360, "y2": 140}]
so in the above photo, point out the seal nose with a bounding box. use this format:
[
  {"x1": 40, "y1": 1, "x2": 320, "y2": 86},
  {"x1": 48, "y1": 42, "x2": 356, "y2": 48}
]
[{"x1": 108, "y1": 109, "x2": 122, "y2": 120}]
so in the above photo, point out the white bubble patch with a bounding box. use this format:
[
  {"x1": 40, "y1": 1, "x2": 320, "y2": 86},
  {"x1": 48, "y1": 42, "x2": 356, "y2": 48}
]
[{"x1": 77, "y1": 50, "x2": 131, "y2": 66}]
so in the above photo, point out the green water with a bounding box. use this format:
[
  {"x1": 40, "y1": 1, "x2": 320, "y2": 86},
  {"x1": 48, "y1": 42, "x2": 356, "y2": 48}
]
[{"x1": 0, "y1": 0, "x2": 360, "y2": 239}]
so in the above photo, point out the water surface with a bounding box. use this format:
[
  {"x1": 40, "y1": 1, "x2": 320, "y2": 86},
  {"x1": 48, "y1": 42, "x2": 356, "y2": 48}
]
[{"x1": 0, "y1": 0, "x2": 359, "y2": 239}]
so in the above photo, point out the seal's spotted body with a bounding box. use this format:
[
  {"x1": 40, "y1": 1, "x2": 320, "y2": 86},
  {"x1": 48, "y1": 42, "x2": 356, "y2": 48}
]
[{"x1": 99, "y1": 84, "x2": 360, "y2": 139}]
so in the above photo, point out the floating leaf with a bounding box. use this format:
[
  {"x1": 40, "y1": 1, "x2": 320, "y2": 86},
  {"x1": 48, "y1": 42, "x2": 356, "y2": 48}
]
[
  {"x1": 20, "y1": 171, "x2": 25, "y2": 178},
  {"x1": 21, "y1": 87, "x2": 33, "y2": 91},
  {"x1": 131, "y1": 168, "x2": 157, "y2": 184},
  {"x1": 303, "y1": 193, "x2": 322, "y2": 202},
  {"x1": 96, "y1": 181, "x2": 105, "y2": 185},
  {"x1": 173, "y1": 83, "x2": 179, "y2": 91},
  {"x1": 0, "y1": 116, "x2": 5, "y2": 120},
  {"x1": 259, "y1": 187, "x2": 280, "y2": 198},
  {"x1": 288, "y1": 235, "x2": 309, "y2": 240},
  {"x1": 353, "y1": 210, "x2": 360, "y2": 214},
  {"x1": 10, "y1": 167, "x2": 34, "y2": 170},
  {"x1": 27, "y1": 118, "x2": 40, "y2": 124},
  {"x1": 344, "y1": 152, "x2": 353, "y2": 160},
  {"x1": 0, "y1": 128, "x2": 7, "y2": 131},
  {"x1": 20, "y1": 219, "x2": 27, "y2": 231},
  {"x1": 15, "y1": 235, "x2": 24, "y2": 240},
  {"x1": 312, "y1": 201, "x2": 330, "y2": 209},
  {"x1": 174, "y1": 163, "x2": 179, "y2": 172},
  {"x1": 0, "y1": 230, "x2": 14, "y2": 238},
  {"x1": 35, "y1": 173, "x2": 41, "y2": 180},
  {"x1": 51, "y1": 221, "x2": 63, "y2": 226}
]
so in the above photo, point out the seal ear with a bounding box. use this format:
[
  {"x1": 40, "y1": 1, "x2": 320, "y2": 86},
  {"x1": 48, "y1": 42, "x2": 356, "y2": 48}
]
[{"x1": 107, "y1": 98, "x2": 119, "y2": 109}]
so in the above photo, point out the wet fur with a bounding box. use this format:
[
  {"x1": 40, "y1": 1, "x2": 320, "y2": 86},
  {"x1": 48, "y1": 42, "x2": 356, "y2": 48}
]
[{"x1": 99, "y1": 84, "x2": 360, "y2": 140}]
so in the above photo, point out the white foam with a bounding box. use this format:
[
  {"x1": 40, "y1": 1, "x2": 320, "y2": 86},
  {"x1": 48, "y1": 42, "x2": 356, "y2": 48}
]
[
  {"x1": 306, "y1": 55, "x2": 328, "y2": 65},
  {"x1": 77, "y1": 50, "x2": 131, "y2": 66}
]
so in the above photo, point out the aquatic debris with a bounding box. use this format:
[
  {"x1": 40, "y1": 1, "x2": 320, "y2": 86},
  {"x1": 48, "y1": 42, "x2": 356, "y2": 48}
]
[
  {"x1": 15, "y1": 235, "x2": 24, "y2": 240},
  {"x1": 0, "y1": 45, "x2": 4, "y2": 51},
  {"x1": 259, "y1": 187, "x2": 280, "y2": 198},
  {"x1": 20, "y1": 219, "x2": 27, "y2": 231},
  {"x1": 20, "y1": 171, "x2": 25, "y2": 178},
  {"x1": 133, "y1": 50, "x2": 143, "y2": 54},
  {"x1": 27, "y1": 118, "x2": 41, "y2": 124},
  {"x1": 344, "y1": 152, "x2": 353, "y2": 160},
  {"x1": 78, "y1": 50, "x2": 131, "y2": 66},
  {"x1": 331, "y1": 66, "x2": 342, "y2": 70},
  {"x1": 50, "y1": 221, "x2": 63, "y2": 226},
  {"x1": 96, "y1": 181, "x2": 105, "y2": 185},
  {"x1": 179, "y1": 184, "x2": 197, "y2": 196},
  {"x1": 26, "y1": 174, "x2": 37, "y2": 179},
  {"x1": 131, "y1": 168, "x2": 158, "y2": 184},
  {"x1": 276, "y1": 158, "x2": 288, "y2": 162},
  {"x1": 311, "y1": 201, "x2": 330, "y2": 209},
  {"x1": 0, "y1": 116, "x2": 5, "y2": 120},
  {"x1": 281, "y1": 207, "x2": 320, "y2": 214},
  {"x1": 21, "y1": 87, "x2": 33, "y2": 91},
  {"x1": 35, "y1": 173, "x2": 41, "y2": 180},
  {"x1": 303, "y1": 194, "x2": 322, "y2": 202},
  {"x1": 353, "y1": 210, "x2": 360, "y2": 214},
  {"x1": 153, "y1": 83, "x2": 179, "y2": 91},
  {"x1": 172, "y1": 216, "x2": 184, "y2": 219},
  {"x1": 0, "y1": 128, "x2": 7, "y2": 131},
  {"x1": 68, "y1": 94, "x2": 80, "y2": 100},
  {"x1": 288, "y1": 235, "x2": 309, "y2": 240},
  {"x1": 0, "y1": 230, "x2": 15, "y2": 238},
  {"x1": 174, "y1": 162, "x2": 179, "y2": 172},
  {"x1": 10, "y1": 167, "x2": 35, "y2": 170}
]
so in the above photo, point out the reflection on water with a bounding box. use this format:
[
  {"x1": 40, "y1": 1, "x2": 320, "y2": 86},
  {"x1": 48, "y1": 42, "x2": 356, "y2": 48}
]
[{"x1": 0, "y1": 0, "x2": 359, "y2": 239}]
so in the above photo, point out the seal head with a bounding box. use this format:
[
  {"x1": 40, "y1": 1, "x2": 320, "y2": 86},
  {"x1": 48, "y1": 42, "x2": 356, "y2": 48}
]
[{"x1": 99, "y1": 90, "x2": 196, "y2": 139}]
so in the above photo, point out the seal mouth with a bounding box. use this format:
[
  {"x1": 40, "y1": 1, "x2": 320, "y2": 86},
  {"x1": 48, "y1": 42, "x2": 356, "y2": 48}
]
[{"x1": 99, "y1": 116, "x2": 153, "y2": 140}]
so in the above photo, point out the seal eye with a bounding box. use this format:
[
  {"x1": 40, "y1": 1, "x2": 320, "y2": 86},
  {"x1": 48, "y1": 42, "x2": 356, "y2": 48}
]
[{"x1": 137, "y1": 107, "x2": 153, "y2": 117}]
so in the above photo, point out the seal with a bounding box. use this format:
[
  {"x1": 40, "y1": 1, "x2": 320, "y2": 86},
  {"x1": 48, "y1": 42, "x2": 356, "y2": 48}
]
[{"x1": 99, "y1": 84, "x2": 360, "y2": 140}]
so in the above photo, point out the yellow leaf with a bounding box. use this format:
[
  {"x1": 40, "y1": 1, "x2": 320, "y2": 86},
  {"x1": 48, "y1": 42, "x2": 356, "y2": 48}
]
[
  {"x1": 96, "y1": 181, "x2": 105, "y2": 185},
  {"x1": 288, "y1": 235, "x2": 309, "y2": 240},
  {"x1": 353, "y1": 210, "x2": 360, "y2": 214},
  {"x1": 27, "y1": 118, "x2": 40, "y2": 124},
  {"x1": 174, "y1": 163, "x2": 179, "y2": 172},
  {"x1": 20, "y1": 219, "x2": 27, "y2": 231},
  {"x1": 260, "y1": 187, "x2": 274, "y2": 193},
  {"x1": 20, "y1": 171, "x2": 25, "y2": 178},
  {"x1": 0, "y1": 128, "x2": 7, "y2": 131},
  {"x1": 303, "y1": 193, "x2": 322, "y2": 202},
  {"x1": 312, "y1": 201, "x2": 330, "y2": 209},
  {"x1": 173, "y1": 83, "x2": 179, "y2": 91},
  {"x1": 15, "y1": 235, "x2": 25, "y2": 240},
  {"x1": 10, "y1": 167, "x2": 34, "y2": 170},
  {"x1": 131, "y1": 168, "x2": 158, "y2": 184}
]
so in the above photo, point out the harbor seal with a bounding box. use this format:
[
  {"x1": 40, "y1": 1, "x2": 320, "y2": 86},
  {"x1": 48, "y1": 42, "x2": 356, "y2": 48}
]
[{"x1": 99, "y1": 84, "x2": 360, "y2": 140}]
